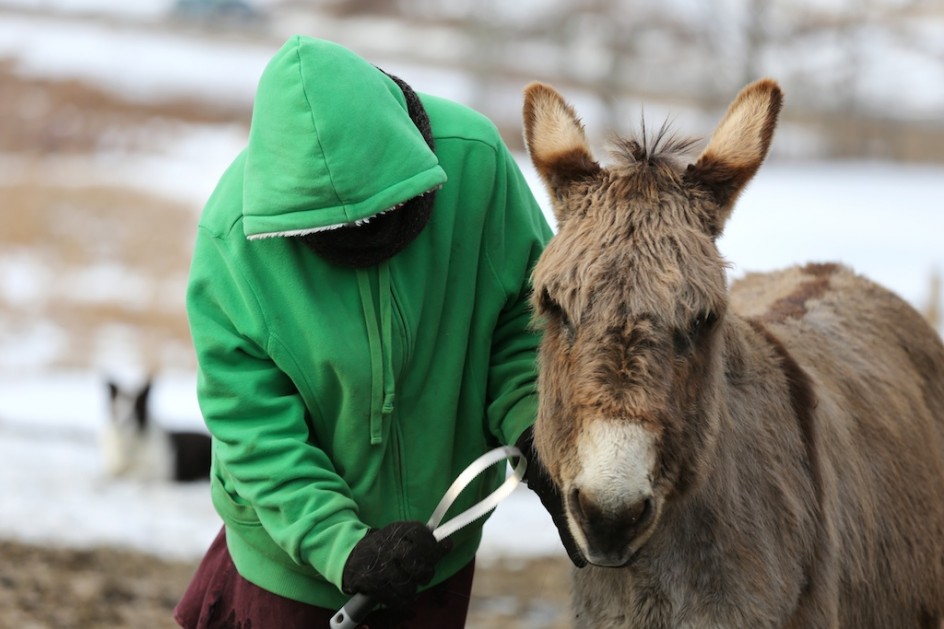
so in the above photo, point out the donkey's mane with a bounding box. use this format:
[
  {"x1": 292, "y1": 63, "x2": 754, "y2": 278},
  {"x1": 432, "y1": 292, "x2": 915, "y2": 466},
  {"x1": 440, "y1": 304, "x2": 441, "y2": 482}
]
[{"x1": 610, "y1": 118, "x2": 700, "y2": 168}]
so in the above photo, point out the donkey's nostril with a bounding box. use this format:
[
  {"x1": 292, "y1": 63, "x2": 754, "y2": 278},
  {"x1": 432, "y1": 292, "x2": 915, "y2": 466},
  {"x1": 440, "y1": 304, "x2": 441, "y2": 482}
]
[
  {"x1": 569, "y1": 488, "x2": 583, "y2": 519},
  {"x1": 570, "y1": 487, "x2": 598, "y2": 524},
  {"x1": 622, "y1": 497, "x2": 653, "y2": 528}
]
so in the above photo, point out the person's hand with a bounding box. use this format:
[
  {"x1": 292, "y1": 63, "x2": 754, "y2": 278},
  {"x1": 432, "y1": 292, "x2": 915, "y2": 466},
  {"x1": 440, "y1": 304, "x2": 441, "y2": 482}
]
[
  {"x1": 516, "y1": 427, "x2": 588, "y2": 568},
  {"x1": 341, "y1": 521, "x2": 452, "y2": 609}
]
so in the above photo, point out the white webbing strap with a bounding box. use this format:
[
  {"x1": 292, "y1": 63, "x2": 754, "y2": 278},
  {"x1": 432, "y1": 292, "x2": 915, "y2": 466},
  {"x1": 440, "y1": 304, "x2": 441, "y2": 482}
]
[
  {"x1": 427, "y1": 445, "x2": 526, "y2": 540},
  {"x1": 331, "y1": 445, "x2": 527, "y2": 629}
]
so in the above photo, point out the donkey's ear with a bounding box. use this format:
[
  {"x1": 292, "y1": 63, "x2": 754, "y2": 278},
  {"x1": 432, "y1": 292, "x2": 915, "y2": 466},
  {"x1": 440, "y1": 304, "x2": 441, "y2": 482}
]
[
  {"x1": 688, "y1": 78, "x2": 783, "y2": 237},
  {"x1": 523, "y1": 82, "x2": 601, "y2": 223}
]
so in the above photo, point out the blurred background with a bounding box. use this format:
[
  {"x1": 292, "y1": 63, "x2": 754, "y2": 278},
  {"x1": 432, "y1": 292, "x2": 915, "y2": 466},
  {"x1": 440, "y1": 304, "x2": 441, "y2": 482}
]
[{"x1": 0, "y1": 0, "x2": 942, "y2": 627}]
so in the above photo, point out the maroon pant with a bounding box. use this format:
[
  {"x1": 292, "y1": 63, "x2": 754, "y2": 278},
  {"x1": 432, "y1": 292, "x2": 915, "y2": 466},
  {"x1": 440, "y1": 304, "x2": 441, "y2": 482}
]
[{"x1": 174, "y1": 527, "x2": 475, "y2": 629}]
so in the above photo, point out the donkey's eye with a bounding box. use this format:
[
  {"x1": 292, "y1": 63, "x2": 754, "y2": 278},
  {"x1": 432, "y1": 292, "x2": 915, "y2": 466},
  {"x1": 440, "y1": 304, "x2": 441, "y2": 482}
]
[
  {"x1": 689, "y1": 312, "x2": 718, "y2": 338},
  {"x1": 673, "y1": 329, "x2": 693, "y2": 355},
  {"x1": 674, "y1": 311, "x2": 718, "y2": 355},
  {"x1": 540, "y1": 289, "x2": 577, "y2": 342}
]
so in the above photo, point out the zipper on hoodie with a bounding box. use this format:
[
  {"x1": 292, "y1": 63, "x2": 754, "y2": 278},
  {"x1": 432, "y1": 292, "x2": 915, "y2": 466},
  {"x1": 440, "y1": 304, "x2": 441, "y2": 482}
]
[
  {"x1": 386, "y1": 273, "x2": 411, "y2": 520},
  {"x1": 391, "y1": 415, "x2": 410, "y2": 521},
  {"x1": 390, "y1": 286, "x2": 413, "y2": 372}
]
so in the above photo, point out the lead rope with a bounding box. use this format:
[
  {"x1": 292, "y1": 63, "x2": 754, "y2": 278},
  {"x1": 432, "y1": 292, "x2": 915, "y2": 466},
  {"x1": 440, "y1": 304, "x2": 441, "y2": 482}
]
[{"x1": 330, "y1": 445, "x2": 527, "y2": 629}]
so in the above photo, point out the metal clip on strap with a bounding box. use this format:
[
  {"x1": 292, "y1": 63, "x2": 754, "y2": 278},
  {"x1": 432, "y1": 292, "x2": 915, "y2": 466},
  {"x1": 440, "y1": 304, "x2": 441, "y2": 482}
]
[{"x1": 330, "y1": 445, "x2": 527, "y2": 629}]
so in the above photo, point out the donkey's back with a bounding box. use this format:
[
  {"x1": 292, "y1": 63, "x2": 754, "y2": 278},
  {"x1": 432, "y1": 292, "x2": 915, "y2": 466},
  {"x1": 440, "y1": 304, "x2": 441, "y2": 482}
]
[{"x1": 733, "y1": 262, "x2": 944, "y2": 625}]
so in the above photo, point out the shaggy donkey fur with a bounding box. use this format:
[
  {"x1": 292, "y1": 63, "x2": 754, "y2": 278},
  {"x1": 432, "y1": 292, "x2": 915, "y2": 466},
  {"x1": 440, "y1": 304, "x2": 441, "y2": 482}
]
[{"x1": 523, "y1": 78, "x2": 944, "y2": 628}]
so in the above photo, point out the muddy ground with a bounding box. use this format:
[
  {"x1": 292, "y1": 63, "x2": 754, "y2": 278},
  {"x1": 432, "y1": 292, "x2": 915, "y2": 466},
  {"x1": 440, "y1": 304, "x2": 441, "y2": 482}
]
[{"x1": 0, "y1": 540, "x2": 573, "y2": 628}]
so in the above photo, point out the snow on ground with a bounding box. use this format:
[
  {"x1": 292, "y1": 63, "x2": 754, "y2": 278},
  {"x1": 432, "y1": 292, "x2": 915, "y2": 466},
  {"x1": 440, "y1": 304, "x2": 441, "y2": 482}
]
[
  {"x1": 0, "y1": 6, "x2": 479, "y2": 111},
  {"x1": 0, "y1": 0, "x2": 171, "y2": 20},
  {"x1": 0, "y1": 372, "x2": 563, "y2": 562},
  {"x1": 0, "y1": 13, "x2": 272, "y2": 105},
  {"x1": 720, "y1": 161, "x2": 944, "y2": 309}
]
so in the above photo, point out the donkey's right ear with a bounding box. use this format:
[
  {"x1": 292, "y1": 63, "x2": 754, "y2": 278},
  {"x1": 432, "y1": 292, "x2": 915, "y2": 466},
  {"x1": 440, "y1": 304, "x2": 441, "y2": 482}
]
[{"x1": 523, "y1": 82, "x2": 601, "y2": 223}]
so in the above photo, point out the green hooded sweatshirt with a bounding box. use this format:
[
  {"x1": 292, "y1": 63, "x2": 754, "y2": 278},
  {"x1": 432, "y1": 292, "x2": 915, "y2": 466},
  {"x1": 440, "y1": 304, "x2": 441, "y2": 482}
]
[{"x1": 186, "y1": 36, "x2": 553, "y2": 608}]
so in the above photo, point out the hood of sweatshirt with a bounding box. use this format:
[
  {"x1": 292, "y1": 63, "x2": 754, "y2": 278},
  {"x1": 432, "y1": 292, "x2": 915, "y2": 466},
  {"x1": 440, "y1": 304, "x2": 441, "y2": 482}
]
[{"x1": 242, "y1": 36, "x2": 447, "y2": 239}]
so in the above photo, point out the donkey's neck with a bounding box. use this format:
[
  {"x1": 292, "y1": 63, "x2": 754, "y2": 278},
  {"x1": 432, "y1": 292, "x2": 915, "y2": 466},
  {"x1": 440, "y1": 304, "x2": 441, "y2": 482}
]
[
  {"x1": 719, "y1": 315, "x2": 821, "y2": 502},
  {"x1": 643, "y1": 314, "x2": 821, "y2": 613},
  {"x1": 701, "y1": 314, "x2": 819, "y2": 516}
]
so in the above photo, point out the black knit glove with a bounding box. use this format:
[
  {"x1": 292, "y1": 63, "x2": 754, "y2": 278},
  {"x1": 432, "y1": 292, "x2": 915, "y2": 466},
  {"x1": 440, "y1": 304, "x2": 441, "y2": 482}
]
[
  {"x1": 516, "y1": 427, "x2": 588, "y2": 568},
  {"x1": 341, "y1": 521, "x2": 452, "y2": 609}
]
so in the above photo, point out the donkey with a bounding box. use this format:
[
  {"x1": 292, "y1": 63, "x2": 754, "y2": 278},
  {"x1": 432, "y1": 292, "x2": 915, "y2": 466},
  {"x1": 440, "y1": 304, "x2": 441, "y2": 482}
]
[
  {"x1": 102, "y1": 378, "x2": 211, "y2": 483},
  {"x1": 523, "y1": 78, "x2": 944, "y2": 628}
]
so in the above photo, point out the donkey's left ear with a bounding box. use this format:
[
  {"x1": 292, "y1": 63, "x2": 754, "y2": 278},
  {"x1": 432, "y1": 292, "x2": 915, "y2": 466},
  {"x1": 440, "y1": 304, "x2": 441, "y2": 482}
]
[
  {"x1": 523, "y1": 82, "x2": 601, "y2": 224},
  {"x1": 687, "y1": 78, "x2": 783, "y2": 237}
]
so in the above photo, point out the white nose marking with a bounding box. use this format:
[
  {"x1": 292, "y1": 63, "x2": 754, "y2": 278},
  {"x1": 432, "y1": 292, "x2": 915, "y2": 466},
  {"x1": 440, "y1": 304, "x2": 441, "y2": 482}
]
[{"x1": 574, "y1": 420, "x2": 656, "y2": 511}]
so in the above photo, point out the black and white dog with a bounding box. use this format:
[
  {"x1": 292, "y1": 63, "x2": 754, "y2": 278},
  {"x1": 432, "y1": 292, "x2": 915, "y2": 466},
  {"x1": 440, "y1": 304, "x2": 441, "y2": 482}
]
[{"x1": 102, "y1": 379, "x2": 211, "y2": 482}]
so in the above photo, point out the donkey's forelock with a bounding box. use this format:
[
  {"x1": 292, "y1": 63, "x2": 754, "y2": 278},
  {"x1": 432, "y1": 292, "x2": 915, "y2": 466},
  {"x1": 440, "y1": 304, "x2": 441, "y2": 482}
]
[{"x1": 608, "y1": 119, "x2": 700, "y2": 171}]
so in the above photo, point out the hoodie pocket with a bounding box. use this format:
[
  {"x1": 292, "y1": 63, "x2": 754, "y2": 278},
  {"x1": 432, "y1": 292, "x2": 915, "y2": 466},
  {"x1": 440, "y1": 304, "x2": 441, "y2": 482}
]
[{"x1": 210, "y1": 476, "x2": 263, "y2": 528}]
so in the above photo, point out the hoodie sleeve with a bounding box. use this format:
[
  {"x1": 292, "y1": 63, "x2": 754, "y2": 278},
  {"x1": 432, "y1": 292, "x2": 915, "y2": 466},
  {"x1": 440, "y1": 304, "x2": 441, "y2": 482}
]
[
  {"x1": 482, "y1": 143, "x2": 554, "y2": 446},
  {"x1": 187, "y1": 223, "x2": 369, "y2": 589}
]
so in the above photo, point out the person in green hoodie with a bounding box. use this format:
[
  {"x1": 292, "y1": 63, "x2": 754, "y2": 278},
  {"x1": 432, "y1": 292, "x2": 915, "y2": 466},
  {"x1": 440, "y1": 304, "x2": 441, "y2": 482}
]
[{"x1": 174, "y1": 36, "x2": 583, "y2": 629}]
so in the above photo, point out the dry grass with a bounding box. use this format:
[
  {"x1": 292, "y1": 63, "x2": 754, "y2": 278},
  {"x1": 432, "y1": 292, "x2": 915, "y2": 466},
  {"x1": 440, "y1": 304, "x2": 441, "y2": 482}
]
[
  {"x1": 0, "y1": 182, "x2": 198, "y2": 370},
  {"x1": 0, "y1": 184, "x2": 195, "y2": 267}
]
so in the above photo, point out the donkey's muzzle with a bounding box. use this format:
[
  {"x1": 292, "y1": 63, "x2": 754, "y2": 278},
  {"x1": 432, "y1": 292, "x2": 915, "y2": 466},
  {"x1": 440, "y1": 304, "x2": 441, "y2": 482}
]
[{"x1": 569, "y1": 488, "x2": 653, "y2": 567}]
